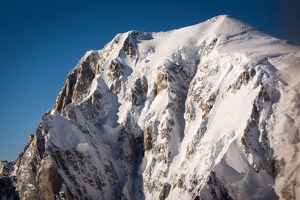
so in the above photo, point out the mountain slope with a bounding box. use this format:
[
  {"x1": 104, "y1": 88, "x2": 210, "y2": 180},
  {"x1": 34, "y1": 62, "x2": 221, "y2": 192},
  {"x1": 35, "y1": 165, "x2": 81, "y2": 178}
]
[{"x1": 1, "y1": 15, "x2": 300, "y2": 200}]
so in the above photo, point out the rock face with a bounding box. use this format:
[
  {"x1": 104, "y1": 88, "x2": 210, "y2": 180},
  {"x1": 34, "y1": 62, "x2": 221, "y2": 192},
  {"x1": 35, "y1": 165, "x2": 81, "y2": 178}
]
[
  {"x1": 0, "y1": 161, "x2": 19, "y2": 200},
  {"x1": 1, "y1": 15, "x2": 300, "y2": 200}
]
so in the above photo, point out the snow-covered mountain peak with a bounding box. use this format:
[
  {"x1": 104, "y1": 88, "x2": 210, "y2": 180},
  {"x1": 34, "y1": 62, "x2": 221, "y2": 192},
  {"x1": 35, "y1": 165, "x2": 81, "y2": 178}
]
[{"x1": 1, "y1": 16, "x2": 300, "y2": 200}]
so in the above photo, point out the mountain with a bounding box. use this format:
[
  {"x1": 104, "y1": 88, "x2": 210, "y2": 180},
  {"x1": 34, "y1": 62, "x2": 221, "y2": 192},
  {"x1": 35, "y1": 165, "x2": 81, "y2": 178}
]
[{"x1": 1, "y1": 15, "x2": 300, "y2": 200}]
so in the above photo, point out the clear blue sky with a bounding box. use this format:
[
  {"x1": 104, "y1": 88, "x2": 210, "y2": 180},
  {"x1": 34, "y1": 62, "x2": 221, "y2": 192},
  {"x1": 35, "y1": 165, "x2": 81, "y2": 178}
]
[{"x1": 0, "y1": 0, "x2": 299, "y2": 161}]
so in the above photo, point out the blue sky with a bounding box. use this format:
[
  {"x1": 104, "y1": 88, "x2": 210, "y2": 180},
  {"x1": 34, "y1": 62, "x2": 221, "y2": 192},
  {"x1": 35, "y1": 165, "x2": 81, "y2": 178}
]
[{"x1": 0, "y1": 0, "x2": 299, "y2": 161}]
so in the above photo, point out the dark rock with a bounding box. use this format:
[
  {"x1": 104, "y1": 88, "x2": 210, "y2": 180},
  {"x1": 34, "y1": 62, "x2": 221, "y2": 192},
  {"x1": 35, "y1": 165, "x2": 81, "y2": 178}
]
[
  {"x1": 205, "y1": 171, "x2": 233, "y2": 200},
  {"x1": 144, "y1": 123, "x2": 156, "y2": 152},
  {"x1": 0, "y1": 177, "x2": 19, "y2": 200}
]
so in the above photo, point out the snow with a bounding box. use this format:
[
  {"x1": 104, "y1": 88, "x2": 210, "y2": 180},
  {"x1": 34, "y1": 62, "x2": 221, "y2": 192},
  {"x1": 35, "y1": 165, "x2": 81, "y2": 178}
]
[
  {"x1": 76, "y1": 143, "x2": 89, "y2": 153},
  {"x1": 97, "y1": 77, "x2": 120, "y2": 128}
]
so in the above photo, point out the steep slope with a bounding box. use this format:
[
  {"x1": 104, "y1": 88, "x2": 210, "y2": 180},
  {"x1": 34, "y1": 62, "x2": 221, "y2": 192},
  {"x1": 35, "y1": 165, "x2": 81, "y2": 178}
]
[{"x1": 1, "y1": 15, "x2": 300, "y2": 200}]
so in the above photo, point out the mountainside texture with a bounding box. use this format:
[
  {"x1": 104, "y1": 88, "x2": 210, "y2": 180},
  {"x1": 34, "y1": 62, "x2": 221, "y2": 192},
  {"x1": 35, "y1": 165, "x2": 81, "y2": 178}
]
[{"x1": 1, "y1": 15, "x2": 300, "y2": 200}]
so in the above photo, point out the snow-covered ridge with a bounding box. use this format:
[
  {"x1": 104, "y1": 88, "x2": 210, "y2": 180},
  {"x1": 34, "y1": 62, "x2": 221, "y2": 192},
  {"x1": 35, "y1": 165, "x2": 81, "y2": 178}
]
[{"x1": 1, "y1": 15, "x2": 300, "y2": 200}]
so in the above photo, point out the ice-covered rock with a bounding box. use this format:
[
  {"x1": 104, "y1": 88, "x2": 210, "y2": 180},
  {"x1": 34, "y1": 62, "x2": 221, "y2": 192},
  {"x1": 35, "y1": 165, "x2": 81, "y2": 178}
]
[{"x1": 1, "y1": 15, "x2": 300, "y2": 200}]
